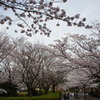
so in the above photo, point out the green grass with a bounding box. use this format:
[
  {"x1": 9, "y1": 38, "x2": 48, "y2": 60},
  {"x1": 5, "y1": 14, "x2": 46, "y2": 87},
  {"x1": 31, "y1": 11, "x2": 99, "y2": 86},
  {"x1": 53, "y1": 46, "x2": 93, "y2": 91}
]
[{"x1": 0, "y1": 92, "x2": 61, "y2": 100}]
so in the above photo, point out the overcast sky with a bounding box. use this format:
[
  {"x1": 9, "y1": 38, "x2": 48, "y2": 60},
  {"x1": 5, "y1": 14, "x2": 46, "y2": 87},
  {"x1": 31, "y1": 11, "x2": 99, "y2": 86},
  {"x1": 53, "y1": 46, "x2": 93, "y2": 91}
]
[{"x1": 0, "y1": 0, "x2": 100, "y2": 45}]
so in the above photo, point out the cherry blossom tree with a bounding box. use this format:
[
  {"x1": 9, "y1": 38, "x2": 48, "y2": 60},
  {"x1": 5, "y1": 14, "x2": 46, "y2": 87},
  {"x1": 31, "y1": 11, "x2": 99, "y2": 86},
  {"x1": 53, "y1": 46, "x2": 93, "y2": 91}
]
[
  {"x1": 48, "y1": 22, "x2": 100, "y2": 99},
  {"x1": 13, "y1": 40, "x2": 49, "y2": 96},
  {"x1": 41, "y1": 45, "x2": 73, "y2": 93},
  {"x1": 49, "y1": 22, "x2": 100, "y2": 82},
  {"x1": 67, "y1": 68, "x2": 98, "y2": 99},
  {"x1": 0, "y1": 0, "x2": 92, "y2": 37},
  {"x1": 0, "y1": 32, "x2": 17, "y2": 85},
  {"x1": 38, "y1": 56, "x2": 68, "y2": 94},
  {"x1": 0, "y1": 34, "x2": 22, "y2": 96},
  {"x1": 0, "y1": 54, "x2": 21, "y2": 84},
  {"x1": 68, "y1": 24, "x2": 100, "y2": 82},
  {"x1": 38, "y1": 70, "x2": 52, "y2": 95},
  {"x1": 0, "y1": 32, "x2": 15, "y2": 63}
]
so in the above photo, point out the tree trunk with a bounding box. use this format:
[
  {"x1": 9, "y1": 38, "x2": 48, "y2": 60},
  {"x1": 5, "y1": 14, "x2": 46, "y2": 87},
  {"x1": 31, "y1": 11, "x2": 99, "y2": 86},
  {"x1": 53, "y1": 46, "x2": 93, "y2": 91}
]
[
  {"x1": 76, "y1": 91, "x2": 79, "y2": 99},
  {"x1": 74, "y1": 88, "x2": 76, "y2": 98},
  {"x1": 75, "y1": 87, "x2": 79, "y2": 99},
  {"x1": 27, "y1": 86, "x2": 33, "y2": 96},
  {"x1": 95, "y1": 88, "x2": 99, "y2": 94},
  {"x1": 44, "y1": 87, "x2": 49, "y2": 95},
  {"x1": 52, "y1": 85, "x2": 55, "y2": 93},
  {"x1": 83, "y1": 86, "x2": 86, "y2": 100},
  {"x1": 91, "y1": 88, "x2": 94, "y2": 94},
  {"x1": 39, "y1": 87, "x2": 42, "y2": 96}
]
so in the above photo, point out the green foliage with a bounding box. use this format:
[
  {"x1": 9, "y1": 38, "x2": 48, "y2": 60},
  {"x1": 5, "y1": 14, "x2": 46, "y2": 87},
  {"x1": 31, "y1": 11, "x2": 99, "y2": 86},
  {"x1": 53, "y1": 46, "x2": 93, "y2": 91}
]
[
  {"x1": 0, "y1": 82, "x2": 18, "y2": 96},
  {"x1": 18, "y1": 89, "x2": 44, "y2": 96},
  {"x1": 89, "y1": 91, "x2": 100, "y2": 98},
  {"x1": 17, "y1": 92, "x2": 27, "y2": 96},
  {"x1": 31, "y1": 89, "x2": 38, "y2": 96},
  {"x1": 0, "y1": 92, "x2": 61, "y2": 100},
  {"x1": 18, "y1": 89, "x2": 27, "y2": 93}
]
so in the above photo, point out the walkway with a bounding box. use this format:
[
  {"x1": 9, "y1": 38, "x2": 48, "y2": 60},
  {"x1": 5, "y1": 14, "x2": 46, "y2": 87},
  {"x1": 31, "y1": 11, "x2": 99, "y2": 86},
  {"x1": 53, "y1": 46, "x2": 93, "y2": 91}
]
[{"x1": 62, "y1": 93, "x2": 100, "y2": 100}]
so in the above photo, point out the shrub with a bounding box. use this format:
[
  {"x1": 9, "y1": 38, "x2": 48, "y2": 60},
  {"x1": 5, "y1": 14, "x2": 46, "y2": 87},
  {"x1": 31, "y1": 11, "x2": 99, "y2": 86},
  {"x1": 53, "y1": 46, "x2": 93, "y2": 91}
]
[
  {"x1": 0, "y1": 81, "x2": 18, "y2": 96},
  {"x1": 0, "y1": 88, "x2": 7, "y2": 96},
  {"x1": 0, "y1": 91, "x2": 61, "y2": 100},
  {"x1": 17, "y1": 92, "x2": 27, "y2": 96},
  {"x1": 89, "y1": 91, "x2": 100, "y2": 98}
]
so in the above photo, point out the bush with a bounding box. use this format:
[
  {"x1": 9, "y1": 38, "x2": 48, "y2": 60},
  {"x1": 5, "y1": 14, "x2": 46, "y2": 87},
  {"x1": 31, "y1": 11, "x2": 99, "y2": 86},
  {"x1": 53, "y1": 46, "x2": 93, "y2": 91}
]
[
  {"x1": 17, "y1": 92, "x2": 27, "y2": 96},
  {"x1": 89, "y1": 91, "x2": 100, "y2": 98},
  {"x1": 0, "y1": 82, "x2": 18, "y2": 96},
  {"x1": 0, "y1": 88, "x2": 7, "y2": 96}
]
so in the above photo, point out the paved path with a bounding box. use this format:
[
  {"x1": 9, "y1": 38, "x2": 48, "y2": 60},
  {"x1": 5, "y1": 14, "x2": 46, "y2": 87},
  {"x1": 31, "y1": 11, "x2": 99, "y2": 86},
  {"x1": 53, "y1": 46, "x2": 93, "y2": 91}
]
[
  {"x1": 62, "y1": 93, "x2": 100, "y2": 100},
  {"x1": 69, "y1": 95, "x2": 100, "y2": 100}
]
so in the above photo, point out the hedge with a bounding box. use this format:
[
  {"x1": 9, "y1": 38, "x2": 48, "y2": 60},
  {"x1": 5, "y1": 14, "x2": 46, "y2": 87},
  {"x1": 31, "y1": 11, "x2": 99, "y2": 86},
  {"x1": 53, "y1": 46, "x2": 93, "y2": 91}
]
[{"x1": 0, "y1": 92, "x2": 61, "y2": 100}]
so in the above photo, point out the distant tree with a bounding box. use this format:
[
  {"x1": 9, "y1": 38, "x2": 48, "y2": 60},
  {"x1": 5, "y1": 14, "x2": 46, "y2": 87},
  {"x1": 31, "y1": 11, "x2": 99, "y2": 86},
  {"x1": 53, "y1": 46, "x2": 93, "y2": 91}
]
[
  {"x1": 0, "y1": 0, "x2": 92, "y2": 37},
  {"x1": 36, "y1": 46, "x2": 69, "y2": 94},
  {"x1": 50, "y1": 70, "x2": 67, "y2": 93},
  {"x1": 39, "y1": 70, "x2": 52, "y2": 95},
  {"x1": 14, "y1": 40, "x2": 47, "y2": 96},
  {"x1": 0, "y1": 52, "x2": 21, "y2": 86},
  {"x1": 48, "y1": 59, "x2": 68, "y2": 93},
  {"x1": 36, "y1": 50, "x2": 55, "y2": 95},
  {"x1": 0, "y1": 32, "x2": 17, "y2": 85},
  {"x1": 0, "y1": 32, "x2": 14, "y2": 63}
]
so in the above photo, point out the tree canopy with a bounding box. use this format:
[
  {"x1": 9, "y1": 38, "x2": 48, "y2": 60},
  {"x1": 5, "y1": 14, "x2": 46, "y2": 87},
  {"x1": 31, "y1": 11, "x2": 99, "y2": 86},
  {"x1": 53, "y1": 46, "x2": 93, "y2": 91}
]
[{"x1": 0, "y1": 0, "x2": 92, "y2": 37}]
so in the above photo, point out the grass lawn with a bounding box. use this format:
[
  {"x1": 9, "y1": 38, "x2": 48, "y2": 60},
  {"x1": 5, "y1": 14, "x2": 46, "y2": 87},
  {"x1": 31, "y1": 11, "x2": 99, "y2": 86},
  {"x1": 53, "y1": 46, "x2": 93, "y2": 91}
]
[{"x1": 0, "y1": 92, "x2": 61, "y2": 100}]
